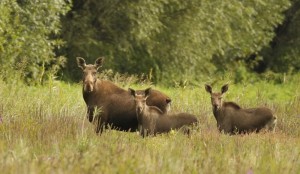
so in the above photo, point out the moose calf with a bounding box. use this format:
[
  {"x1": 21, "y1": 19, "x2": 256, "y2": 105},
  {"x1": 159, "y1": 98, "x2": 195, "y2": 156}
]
[
  {"x1": 205, "y1": 84, "x2": 277, "y2": 134},
  {"x1": 129, "y1": 88, "x2": 198, "y2": 137}
]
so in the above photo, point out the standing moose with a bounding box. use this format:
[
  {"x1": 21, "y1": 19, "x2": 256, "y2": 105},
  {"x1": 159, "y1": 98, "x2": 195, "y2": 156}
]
[
  {"x1": 205, "y1": 84, "x2": 277, "y2": 134},
  {"x1": 77, "y1": 57, "x2": 172, "y2": 133}
]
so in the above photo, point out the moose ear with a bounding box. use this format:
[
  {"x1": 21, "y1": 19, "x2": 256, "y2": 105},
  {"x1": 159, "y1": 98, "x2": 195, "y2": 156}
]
[
  {"x1": 95, "y1": 57, "x2": 104, "y2": 70},
  {"x1": 144, "y1": 88, "x2": 152, "y2": 97},
  {"x1": 128, "y1": 88, "x2": 136, "y2": 97},
  {"x1": 76, "y1": 57, "x2": 86, "y2": 69},
  {"x1": 221, "y1": 84, "x2": 229, "y2": 94},
  {"x1": 205, "y1": 84, "x2": 212, "y2": 94}
]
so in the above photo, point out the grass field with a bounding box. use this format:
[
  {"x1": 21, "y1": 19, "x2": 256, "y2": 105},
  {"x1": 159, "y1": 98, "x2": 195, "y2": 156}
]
[{"x1": 0, "y1": 77, "x2": 299, "y2": 174}]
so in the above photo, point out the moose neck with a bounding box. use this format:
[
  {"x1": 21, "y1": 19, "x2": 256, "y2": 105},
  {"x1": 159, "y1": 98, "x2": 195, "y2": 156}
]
[
  {"x1": 138, "y1": 105, "x2": 160, "y2": 124},
  {"x1": 140, "y1": 105, "x2": 151, "y2": 120},
  {"x1": 136, "y1": 105, "x2": 148, "y2": 128},
  {"x1": 212, "y1": 106, "x2": 224, "y2": 122},
  {"x1": 83, "y1": 79, "x2": 100, "y2": 103}
]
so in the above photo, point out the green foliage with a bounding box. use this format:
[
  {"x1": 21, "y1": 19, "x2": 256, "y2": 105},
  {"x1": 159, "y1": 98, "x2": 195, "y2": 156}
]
[
  {"x1": 61, "y1": 0, "x2": 290, "y2": 84},
  {"x1": 0, "y1": 0, "x2": 298, "y2": 84},
  {"x1": 0, "y1": 0, "x2": 70, "y2": 84}
]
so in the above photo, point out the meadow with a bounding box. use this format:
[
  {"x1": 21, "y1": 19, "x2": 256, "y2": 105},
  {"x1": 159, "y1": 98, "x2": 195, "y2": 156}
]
[{"x1": 0, "y1": 75, "x2": 299, "y2": 174}]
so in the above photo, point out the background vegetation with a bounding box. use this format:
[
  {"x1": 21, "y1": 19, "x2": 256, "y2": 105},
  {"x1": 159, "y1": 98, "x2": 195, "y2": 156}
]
[
  {"x1": 1, "y1": 0, "x2": 300, "y2": 84},
  {"x1": 0, "y1": 0, "x2": 69, "y2": 84}
]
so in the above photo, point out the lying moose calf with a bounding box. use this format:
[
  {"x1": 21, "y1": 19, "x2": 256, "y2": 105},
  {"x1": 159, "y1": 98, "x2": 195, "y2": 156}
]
[
  {"x1": 129, "y1": 88, "x2": 198, "y2": 137},
  {"x1": 205, "y1": 84, "x2": 277, "y2": 134}
]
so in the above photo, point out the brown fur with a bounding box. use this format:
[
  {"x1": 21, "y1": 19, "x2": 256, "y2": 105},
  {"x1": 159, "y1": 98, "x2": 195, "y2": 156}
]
[
  {"x1": 205, "y1": 84, "x2": 277, "y2": 134},
  {"x1": 77, "y1": 57, "x2": 172, "y2": 133},
  {"x1": 223, "y1": 102, "x2": 241, "y2": 109},
  {"x1": 129, "y1": 88, "x2": 198, "y2": 137}
]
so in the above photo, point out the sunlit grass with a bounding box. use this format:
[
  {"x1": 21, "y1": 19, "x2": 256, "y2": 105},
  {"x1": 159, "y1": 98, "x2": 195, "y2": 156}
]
[{"x1": 0, "y1": 78, "x2": 299, "y2": 174}]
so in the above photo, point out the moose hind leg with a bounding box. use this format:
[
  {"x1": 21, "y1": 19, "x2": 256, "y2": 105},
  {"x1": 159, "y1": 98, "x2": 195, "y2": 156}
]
[{"x1": 266, "y1": 117, "x2": 277, "y2": 132}]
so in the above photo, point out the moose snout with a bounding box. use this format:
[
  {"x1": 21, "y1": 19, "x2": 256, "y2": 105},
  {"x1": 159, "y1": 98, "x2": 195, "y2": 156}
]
[
  {"x1": 137, "y1": 106, "x2": 143, "y2": 114},
  {"x1": 84, "y1": 81, "x2": 94, "y2": 92},
  {"x1": 212, "y1": 103, "x2": 220, "y2": 110}
]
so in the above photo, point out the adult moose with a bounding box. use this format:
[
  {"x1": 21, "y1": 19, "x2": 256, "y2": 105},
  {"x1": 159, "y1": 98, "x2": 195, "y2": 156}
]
[
  {"x1": 77, "y1": 57, "x2": 172, "y2": 133},
  {"x1": 205, "y1": 84, "x2": 277, "y2": 134},
  {"x1": 129, "y1": 88, "x2": 198, "y2": 137}
]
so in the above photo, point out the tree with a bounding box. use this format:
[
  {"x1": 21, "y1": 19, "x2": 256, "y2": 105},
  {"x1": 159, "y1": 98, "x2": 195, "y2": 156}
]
[
  {"x1": 0, "y1": 0, "x2": 70, "y2": 84},
  {"x1": 61, "y1": 0, "x2": 291, "y2": 84}
]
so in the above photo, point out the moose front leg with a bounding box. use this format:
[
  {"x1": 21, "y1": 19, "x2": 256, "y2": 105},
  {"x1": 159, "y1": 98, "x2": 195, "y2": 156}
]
[
  {"x1": 218, "y1": 123, "x2": 233, "y2": 135},
  {"x1": 87, "y1": 106, "x2": 95, "y2": 122}
]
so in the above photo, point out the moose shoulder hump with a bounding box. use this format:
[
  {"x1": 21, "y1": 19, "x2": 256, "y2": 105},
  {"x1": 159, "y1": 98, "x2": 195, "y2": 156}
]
[{"x1": 223, "y1": 102, "x2": 241, "y2": 110}]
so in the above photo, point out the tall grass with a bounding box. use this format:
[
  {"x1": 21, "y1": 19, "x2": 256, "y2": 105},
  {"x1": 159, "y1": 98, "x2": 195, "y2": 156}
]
[{"x1": 0, "y1": 78, "x2": 299, "y2": 174}]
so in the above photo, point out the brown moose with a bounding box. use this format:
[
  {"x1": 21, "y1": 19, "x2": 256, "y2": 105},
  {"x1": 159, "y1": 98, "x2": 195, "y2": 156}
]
[
  {"x1": 129, "y1": 88, "x2": 198, "y2": 137},
  {"x1": 205, "y1": 84, "x2": 277, "y2": 134},
  {"x1": 77, "y1": 57, "x2": 171, "y2": 133}
]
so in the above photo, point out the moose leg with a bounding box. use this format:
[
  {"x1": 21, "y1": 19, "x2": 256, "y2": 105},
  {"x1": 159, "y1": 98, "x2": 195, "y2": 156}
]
[
  {"x1": 141, "y1": 129, "x2": 146, "y2": 138},
  {"x1": 219, "y1": 124, "x2": 233, "y2": 135},
  {"x1": 87, "y1": 106, "x2": 95, "y2": 122},
  {"x1": 141, "y1": 128, "x2": 151, "y2": 137},
  {"x1": 138, "y1": 125, "x2": 145, "y2": 137}
]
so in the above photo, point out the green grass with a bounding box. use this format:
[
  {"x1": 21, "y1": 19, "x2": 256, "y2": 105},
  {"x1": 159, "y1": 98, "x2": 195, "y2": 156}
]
[{"x1": 0, "y1": 78, "x2": 299, "y2": 174}]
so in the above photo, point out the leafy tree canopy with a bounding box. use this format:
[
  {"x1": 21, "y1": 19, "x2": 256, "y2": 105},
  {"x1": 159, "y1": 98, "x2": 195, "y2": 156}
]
[
  {"x1": 0, "y1": 0, "x2": 70, "y2": 84},
  {"x1": 1, "y1": 0, "x2": 298, "y2": 85},
  {"x1": 62, "y1": 0, "x2": 291, "y2": 84}
]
